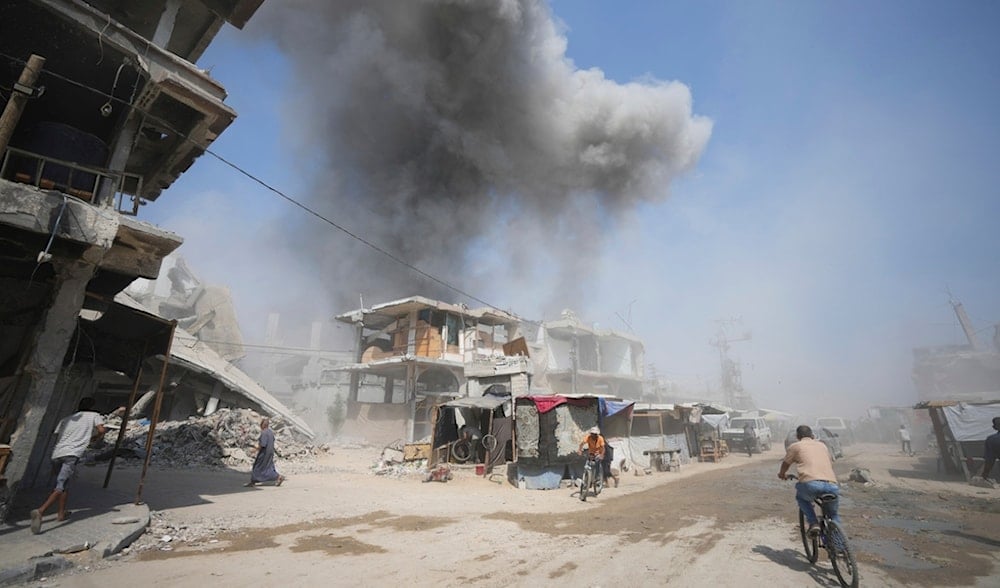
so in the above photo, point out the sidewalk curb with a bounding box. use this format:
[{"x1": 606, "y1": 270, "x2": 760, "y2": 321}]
[
  {"x1": 0, "y1": 556, "x2": 71, "y2": 587},
  {"x1": 91, "y1": 507, "x2": 150, "y2": 560}
]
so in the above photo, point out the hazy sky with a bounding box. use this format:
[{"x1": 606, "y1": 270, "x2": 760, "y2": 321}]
[{"x1": 145, "y1": 1, "x2": 1000, "y2": 417}]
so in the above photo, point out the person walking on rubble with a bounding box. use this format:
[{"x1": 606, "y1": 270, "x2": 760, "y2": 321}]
[
  {"x1": 245, "y1": 418, "x2": 285, "y2": 487},
  {"x1": 30, "y1": 397, "x2": 105, "y2": 534}
]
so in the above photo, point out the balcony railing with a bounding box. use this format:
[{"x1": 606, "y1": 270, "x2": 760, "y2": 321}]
[{"x1": 0, "y1": 146, "x2": 144, "y2": 215}]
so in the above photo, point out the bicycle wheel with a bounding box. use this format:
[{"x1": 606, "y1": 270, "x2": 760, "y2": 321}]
[
  {"x1": 451, "y1": 440, "x2": 472, "y2": 463},
  {"x1": 825, "y1": 520, "x2": 859, "y2": 588},
  {"x1": 579, "y1": 467, "x2": 591, "y2": 502},
  {"x1": 798, "y1": 509, "x2": 819, "y2": 563}
]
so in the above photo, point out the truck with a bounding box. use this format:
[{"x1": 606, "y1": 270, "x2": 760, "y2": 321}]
[{"x1": 721, "y1": 416, "x2": 773, "y2": 454}]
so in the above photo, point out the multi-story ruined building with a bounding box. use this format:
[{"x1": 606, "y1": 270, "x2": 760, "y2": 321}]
[
  {"x1": 335, "y1": 297, "x2": 527, "y2": 443},
  {"x1": 0, "y1": 0, "x2": 264, "y2": 518},
  {"x1": 532, "y1": 311, "x2": 645, "y2": 400}
]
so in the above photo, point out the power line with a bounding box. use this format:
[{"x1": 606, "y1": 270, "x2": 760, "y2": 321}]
[{"x1": 0, "y1": 50, "x2": 524, "y2": 322}]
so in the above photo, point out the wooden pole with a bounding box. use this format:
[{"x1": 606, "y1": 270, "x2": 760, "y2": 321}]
[
  {"x1": 136, "y1": 321, "x2": 176, "y2": 505},
  {"x1": 103, "y1": 342, "x2": 146, "y2": 488},
  {"x1": 0, "y1": 54, "x2": 45, "y2": 155}
]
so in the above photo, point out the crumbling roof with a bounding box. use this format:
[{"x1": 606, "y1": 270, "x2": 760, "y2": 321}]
[
  {"x1": 541, "y1": 319, "x2": 644, "y2": 344},
  {"x1": 115, "y1": 293, "x2": 314, "y2": 438}
]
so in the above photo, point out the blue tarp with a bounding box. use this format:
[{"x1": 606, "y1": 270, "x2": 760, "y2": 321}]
[{"x1": 600, "y1": 399, "x2": 635, "y2": 419}]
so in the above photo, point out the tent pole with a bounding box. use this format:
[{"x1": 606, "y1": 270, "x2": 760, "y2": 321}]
[
  {"x1": 103, "y1": 342, "x2": 146, "y2": 488},
  {"x1": 136, "y1": 321, "x2": 176, "y2": 505}
]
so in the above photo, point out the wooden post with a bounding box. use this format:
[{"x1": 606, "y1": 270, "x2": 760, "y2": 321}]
[
  {"x1": 136, "y1": 321, "x2": 176, "y2": 504},
  {"x1": 104, "y1": 343, "x2": 146, "y2": 488},
  {"x1": 0, "y1": 54, "x2": 45, "y2": 155}
]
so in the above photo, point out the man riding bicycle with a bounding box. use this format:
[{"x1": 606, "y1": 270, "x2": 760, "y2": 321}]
[
  {"x1": 578, "y1": 426, "x2": 605, "y2": 462},
  {"x1": 778, "y1": 425, "x2": 841, "y2": 536}
]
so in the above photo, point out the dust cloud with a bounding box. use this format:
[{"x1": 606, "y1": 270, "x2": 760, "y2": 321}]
[{"x1": 259, "y1": 0, "x2": 711, "y2": 314}]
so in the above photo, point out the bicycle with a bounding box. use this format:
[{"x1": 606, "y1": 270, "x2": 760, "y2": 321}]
[
  {"x1": 786, "y1": 474, "x2": 859, "y2": 587},
  {"x1": 578, "y1": 454, "x2": 604, "y2": 502}
]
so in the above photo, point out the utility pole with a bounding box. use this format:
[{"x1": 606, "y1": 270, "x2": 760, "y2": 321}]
[
  {"x1": 710, "y1": 318, "x2": 755, "y2": 410},
  {"x1": 949, "y1": 297, "x2": 981, "y2": 351},
  {"x1": 0, "y1": 54, "x2": 45, "y2": 155}
]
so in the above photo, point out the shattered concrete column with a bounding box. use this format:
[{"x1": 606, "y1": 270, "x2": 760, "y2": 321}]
[
  {"x1": 1, "y1": 251, "x2": 107, "y2": 520},
  {"x1": 348, "y1": 321, "x2": 362, "y2": 403},
  {"x1": 406, "y1": 364, "x2": 417, "y2": 442},
  {"x1": 205, "y1": 381, "x2": 223, "y2": 416},
  {"x1": 406, "y1": 310, "x2": 418, "y2": 355}
]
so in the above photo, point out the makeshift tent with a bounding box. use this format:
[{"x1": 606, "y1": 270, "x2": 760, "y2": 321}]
[
  {"x1": 627, "y1": 404, "x2": 698, "y2": 469},
  {"x1": 916, "y1": 400, "x2": 1000, "y2": 480},
  {"x1": 515, "y1": 395, "x2": 599, "y2": 489},
  {"x1": 431, "y1": 394, "x2": 511, "y2": 471}
]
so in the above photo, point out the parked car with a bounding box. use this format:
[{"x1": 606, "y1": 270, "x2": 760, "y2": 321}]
[
  {"x1": 784, "y1": 427, "x2": 844, "y2": 460},
  {"x1": 721, "y1": 416, "x2": 773, "y2": 453},
  {"x1": 815, "y1": 416, "x2": 853, "y2": 445}
]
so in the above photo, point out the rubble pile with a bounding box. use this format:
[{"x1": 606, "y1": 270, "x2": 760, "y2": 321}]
[
  {"x1": 102, "y1": 408, "x2": 318, "y2": 469},
  {"x1": 371, "y1": 440, "x2": 428, "y2": 478}
]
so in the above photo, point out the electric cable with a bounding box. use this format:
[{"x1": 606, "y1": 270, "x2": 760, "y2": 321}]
[{"x1": 0, "y1": 50, "x2": 524, "y2": 322}]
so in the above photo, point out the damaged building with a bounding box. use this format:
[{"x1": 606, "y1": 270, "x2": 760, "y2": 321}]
[
  {"x1": 0, "y1": 0, "x2": 267, "y2": 518},
  {"x1": 334, "y1": 296, "x2": 691, "y2": 487},
  {"x1": 334, "y1": 296, "x2": 527, "y2": 445},
  {"x1": 912, "y1": 299, "x2": 1000, "y2": 479},
  {"x1": 532, "y1": 310, "x2": 645, "y2": 399}
]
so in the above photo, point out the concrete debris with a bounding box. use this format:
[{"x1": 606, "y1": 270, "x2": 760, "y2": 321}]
[
  {"x1": 968, "y1": 476, "x2": 997, "y2": 489},
  {"x1": 849, "y1": 468, "x2": 874, "y2": 485},
  {"x1": 92, "y1": 408, "x2": 318, "y2": 469}
]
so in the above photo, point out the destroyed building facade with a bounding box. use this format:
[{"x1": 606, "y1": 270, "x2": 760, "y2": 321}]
[
  {"x1": 0, "y1": 0, "x2": 266, "y2": 518},
  {"x1": 531, "y1": 311, "x2": 645, "y2": 399},
  {"x1": 335, "y1": 297, "x2": 526, "y2": 444}
]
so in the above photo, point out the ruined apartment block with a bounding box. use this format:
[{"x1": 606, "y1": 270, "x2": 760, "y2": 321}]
[
  {"x1": 533, "y1": 312, "x2": 645, "y2": 399},
  {"x1": 335, "y1": 297, "x2": 528, "y2": 443},
  {"x1": 0, "y1": 0, "x2": 265, "y2": 519}
]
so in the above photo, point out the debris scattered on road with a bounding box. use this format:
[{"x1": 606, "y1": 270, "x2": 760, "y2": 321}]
[
  {"x1": 849, "y1": 467, "x2": 874, "y2": 485},
  {"x1": 968, "y1": 476, "x2": 996, "y2": 489},
  {"x1": 423, "y1": 465, "x2": 453, "y2": 483}
]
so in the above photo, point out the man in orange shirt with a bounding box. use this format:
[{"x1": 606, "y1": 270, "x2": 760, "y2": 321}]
[
  {"x1": 778, "y1": 425, "x2": 841, "y2": 535},
  {"x1": 578, "y1": 426, "x2": 605, "y2": 461}
]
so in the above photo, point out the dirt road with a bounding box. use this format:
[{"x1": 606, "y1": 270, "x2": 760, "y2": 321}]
[{"x1": 53, "y1": 443, "x2": 999, "y2": 587}]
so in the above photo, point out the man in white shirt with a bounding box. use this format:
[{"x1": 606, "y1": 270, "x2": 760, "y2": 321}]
[
  {"x1": 30, "y1": 397, "x2": 105, "y2": 534},
  {"x1": 899, "y1": 425, "x2": 912, "y2": 455}
]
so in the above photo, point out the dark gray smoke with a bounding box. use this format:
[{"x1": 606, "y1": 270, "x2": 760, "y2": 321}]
[{"x1": 262, "y1": 0, "x2": 711, "y2": 313}]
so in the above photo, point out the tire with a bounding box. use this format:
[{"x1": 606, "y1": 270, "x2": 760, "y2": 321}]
[
  {"x1": 593, "y1": 469, "x2": 604, "y2": 496},
  {"x1": 579, "y1": 467, "x2": 591, "y2": 502},
  {"x1": 451, "y1": 440, "x2": 472, "y2": 463},
  {"x1": 799, "y1": 509, "x2": 819, "y2": 564},
  {"x1": 826, "y1": 520, "x2": 859, "y2": 588}
]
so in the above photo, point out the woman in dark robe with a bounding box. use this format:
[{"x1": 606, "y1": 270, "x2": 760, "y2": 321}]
[{"x1": 246, "y1": 418, "x2": 284, "y2": 487}]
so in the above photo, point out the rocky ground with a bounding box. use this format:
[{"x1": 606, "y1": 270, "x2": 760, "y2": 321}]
[{"x1": 31, "y1": 442, "x2": 1000, "y2": 587}]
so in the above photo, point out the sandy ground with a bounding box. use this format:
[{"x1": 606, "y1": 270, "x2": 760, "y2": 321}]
[{"x1": 36, "y1": 442, "x2": 1000, "y2": 587}]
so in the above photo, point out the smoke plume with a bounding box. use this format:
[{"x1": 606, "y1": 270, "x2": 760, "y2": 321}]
[{"x1": 262, "y1": 0, "x2": 711, "y2": 314}]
